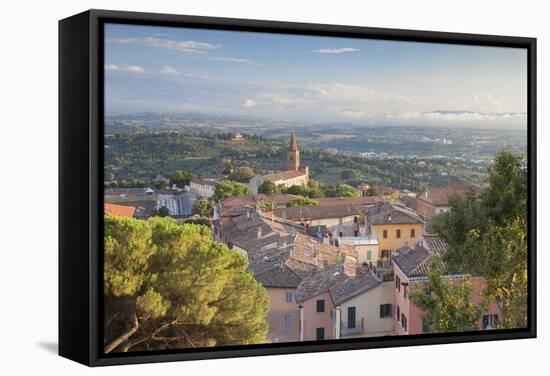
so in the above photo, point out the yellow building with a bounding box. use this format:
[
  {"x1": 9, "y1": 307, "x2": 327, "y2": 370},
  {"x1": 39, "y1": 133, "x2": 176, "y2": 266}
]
[{"x1": 365, "y1": 203, "x2": 424, "y2": 260}]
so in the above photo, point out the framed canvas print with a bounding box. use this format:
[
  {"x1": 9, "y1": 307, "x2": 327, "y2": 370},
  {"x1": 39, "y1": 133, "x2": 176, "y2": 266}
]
[{"x1": 59, "y1": 9, "x2": 536, "y2": 366}]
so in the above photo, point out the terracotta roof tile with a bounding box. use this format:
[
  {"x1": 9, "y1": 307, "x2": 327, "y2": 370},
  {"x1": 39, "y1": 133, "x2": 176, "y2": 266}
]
[
  {"x1": 265, "y1": 170, "x2": 306, "y2": 182},
  {"x1": 104, "y1": 203, "x2": 136, "y2": 217},
  {"x1": 366, "y1": 202, "x2": 423, "y2": 225},
  {"x1": 273, "y1": 204, "x2": 364, "y2": 221},
  {"x1": 417, "y1": 186, "x2": 467, "y2": 206}
]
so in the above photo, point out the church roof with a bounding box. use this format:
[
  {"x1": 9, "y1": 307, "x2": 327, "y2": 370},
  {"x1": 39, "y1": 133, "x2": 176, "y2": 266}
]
[{"x1": 265, "y1": 169, "x2": 306, "y2": 182}]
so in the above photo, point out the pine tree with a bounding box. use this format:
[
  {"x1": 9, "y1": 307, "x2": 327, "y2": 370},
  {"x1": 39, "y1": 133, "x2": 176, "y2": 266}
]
[{"x1": 103, "y1": 216, "x2": 269, "y2": 353}]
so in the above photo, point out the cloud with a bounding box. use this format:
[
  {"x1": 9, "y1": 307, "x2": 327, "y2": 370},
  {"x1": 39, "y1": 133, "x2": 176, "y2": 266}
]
[
  {"x1": 105, "y1": 64, "x2": 145, "y2": 73},
  {"x1": 470, "y1": 92, "x2": 507, "y2": 113},
  {"x1": 426, "y1": 110, "x2": 525, "y2": 120},
  {"x1": 243, "y1": 99, "x2": 257, "y2": 108},
  {"x1": 312, "y1": 47, "x2": 360, "y2": 54},
  {"x1": 340, "y1": 108, "x2": 364, "y2": 118},
  {"x1": 209, "y1": 56, "x2": 266, "y2": 67},
  {"x1": 105, "y1": 64, "x2": 119, "y2": 71},
  {"x1": 107, "y1": 36, "x2": 218, "y2": 53},
  {"x1": 161, "y1": 65, "x2": 179, "y2": 75},
  {"x1": 125, "y1": 65, "x2": 145, "y2": 73}
]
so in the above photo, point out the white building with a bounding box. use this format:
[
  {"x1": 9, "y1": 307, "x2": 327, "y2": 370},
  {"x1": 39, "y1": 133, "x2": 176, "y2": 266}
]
[{"x1": 189, "y1": 179, "x2": 217, "y2": 198}]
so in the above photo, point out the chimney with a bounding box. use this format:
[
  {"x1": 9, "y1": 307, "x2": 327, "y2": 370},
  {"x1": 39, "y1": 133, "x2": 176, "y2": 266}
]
[{"x1": 257, "y1": 227, "x2": 262, "y2": 239}]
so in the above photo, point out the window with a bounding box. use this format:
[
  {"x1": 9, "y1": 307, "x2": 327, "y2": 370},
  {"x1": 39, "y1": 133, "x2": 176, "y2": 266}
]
[
  {"x1": 380, "y1": 304, "x2": 392, "y2": 318},
  {"x1": 410, "y1": 228, "x2": 416, "y2": 238},
  {"x1": 396, "y1": 306, "x2": 401, "y2": 321},
  {"x1": 339, "y1": 231, "x2": 343, "y2": 237},
  {"x1": 367, "y1": 250, "x2": 372, "y2": 261},
  {"x1": 354, "y1": 230, "x2": 359, "y2": 236},
  {"x1": 316, "y1": 299, "x2": 325, "y2": 313},
  {"x1": 383, "y1": 230, "x2": 388, "y2": 239},
  {"x1": 395, "y1": 275, "x2": 401, "y2": 291},
  {"x1": 381, "y1": 249, "x2": 390, "y2": 259},
  {"x1": 396, "y1": 229, "x2": 401, "y2": 239},
  {"x1": 284, "y1": 314, "x2": 292, "y2": 329},
  {"x1": 285, "y1": 292, "x2": 293, "y2": 303},
  {"x1": 401, "y1": 314, "x2": 408, "y2": 332},
  {"x1": 347, "y1": 307, "x2": 356, "y2": 329},
  {"x1": 403, "y1": 284, "x2": 408, "y2": 299},
  {"x1": 316, "y1": 327, "x2": 325, "y2": 340},
  {"x1": 354, "y1": 216, "x2": 358, "y2": 223},
  {"x1": 483, "y1": 314, "x2": 499, "y2": 329}
]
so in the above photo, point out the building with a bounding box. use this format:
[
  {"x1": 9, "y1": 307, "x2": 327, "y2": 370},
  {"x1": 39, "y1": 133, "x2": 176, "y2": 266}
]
[
  {"x1": 189, "y1": 178, "x2": 218, "y2": 198},
  {"x1": 295, "y1": 259, "x2": 358, "y2": 341},
  {"x1": 295, "y1": 256, "x2": 394, "y2": 341},
  {"x1": 332, "y1": 270, "x2": 395, "y2": 339},
  {"x1": 213, "y1": 209, "x2": 356, "y2": 343},
  {"x1": 232, "y1": 132, "x2": 245, "y2": 142},
  {"x1": 156, "y1": 191, "x2": 197, "y2": 218},
  {"x1": 254, "y1": 265, "x2": 302, "y2": 343},
  {"x1": 264, "y1": 169, "x2": 310, "y2": 189},
  {"x1": 356, "y1": 183, "x2": 371, "y2": 196},
  {"x1": 365, "y1": 202, "x2": 424, "y2": 260},
  {"x1": 271, "y1": 204, "x2": 365, "y2": 238},
  {"x1": 315, "y1": 196, "x2": 378, "y2": 207},
  {"x1": 104, "y1": 203, "x2": 136, "y2": 217},
  {"x1": 416, "y1": 185, "x2": 467, "y2": 219},
  {"x1": 104, "y1": 188, "x2": 159, "y2": 218},
  {"x1": 287, "y1": 130, "x2": 300, "y2": 170},
  {"x1": 397, "y1": 194, "x2": 418, "y2": 211},
  {"x1": 391, "y1": 234, "x2": 500, "y2": 335},
  {"x1": 337, "y1": 233, "x2": 380, "y2": 266},
  {"x1": 250, "y1": 132, "x2": 309, "y2": 193}
]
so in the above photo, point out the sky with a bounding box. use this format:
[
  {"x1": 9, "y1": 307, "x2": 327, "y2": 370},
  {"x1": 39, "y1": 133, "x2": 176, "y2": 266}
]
[{"x1": 104, "y1": 23, "x2": 528, "y2": 130}]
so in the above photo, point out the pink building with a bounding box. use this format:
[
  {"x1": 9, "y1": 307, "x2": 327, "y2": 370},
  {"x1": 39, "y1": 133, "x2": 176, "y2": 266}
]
[
  {"x1": 295, "y1": 257, "x2": 362, "y2": 341},
  {"x1": 299, "y1": 291, "x2": 335, "y2": 341},
  {"x1": 392, "y1": 235, "x2": 500, "y2": 335}
]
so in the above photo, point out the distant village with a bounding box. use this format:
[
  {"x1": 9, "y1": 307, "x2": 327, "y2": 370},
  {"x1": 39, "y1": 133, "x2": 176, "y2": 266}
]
[{"x1": 105, "y1": 132, "x2": 500, "y2": 342}]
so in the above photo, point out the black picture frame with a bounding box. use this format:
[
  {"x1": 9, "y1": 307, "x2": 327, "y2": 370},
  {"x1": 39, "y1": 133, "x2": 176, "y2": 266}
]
[{"x1": 59, "y1": 9, "x2": 537, "y2": 367}]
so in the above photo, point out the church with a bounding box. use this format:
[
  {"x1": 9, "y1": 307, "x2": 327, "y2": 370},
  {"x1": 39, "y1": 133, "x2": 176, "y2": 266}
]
[{"x1": 249, "y1": 131, "x2": 310, "y2": 193}]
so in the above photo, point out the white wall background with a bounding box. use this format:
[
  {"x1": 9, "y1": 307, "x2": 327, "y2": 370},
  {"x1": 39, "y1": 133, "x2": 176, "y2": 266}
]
[{"x1": 0, "y1": 0, "x2": 546, "y2": 374}]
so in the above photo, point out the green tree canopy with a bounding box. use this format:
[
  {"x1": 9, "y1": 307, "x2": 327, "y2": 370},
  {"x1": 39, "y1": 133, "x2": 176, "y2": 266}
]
[
  {"x1": 340, "y1": 169, "x2": 360, "y2": 181},
  {"x1": 286, "y1": 197, "x2": 319, "y2": 207},
  {"x1": 214, "y1": 180, "x2": 252, "y2": 201},
  {"x1": 257, "y1": 180, "x2": 281, "y2": 195},
  {"x1": 230, "y1": 166, "x2": 256, "y2": 183},
  {"x1": 365, "y1": 186, "x2": 380, "y2": 197},
  {"x1": 284, "y1": 185, "x2": 309, "y2": 196},
  {"x1": 432, "y1": 151, "x2": 528, "y2": 328},
  {"x1": 411, "y1": 262, "x2": 486, "y2": 333},
  {"x1": 192, "y1": 197, "x2": 213, "y2": 217},
  {"x1": 169, "y1": 170, "x2": 198, "y2": 187},
  {"x1": 307, "y1": 179, "x2": 326, "y2": 198},
  {"x1": 155, "y1": 206, "x2": 170, "y2": 217},
  {"x1": 327, "y1": 183, "x2": 359, "y2": 198},
  {"x1": 104, "y1": 216, "x2": 269, "y2": 353}
]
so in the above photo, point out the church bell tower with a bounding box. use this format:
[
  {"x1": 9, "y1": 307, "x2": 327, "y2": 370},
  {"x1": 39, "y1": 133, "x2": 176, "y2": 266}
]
[{"x1": 287, "y1": 131, "x2": 300, "y2": 171}]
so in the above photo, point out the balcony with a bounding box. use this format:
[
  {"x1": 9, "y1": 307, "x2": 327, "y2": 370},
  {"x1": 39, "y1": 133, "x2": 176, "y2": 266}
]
[{"x1": 341, "y1": 318, "x2": 364, "y2": 335}]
